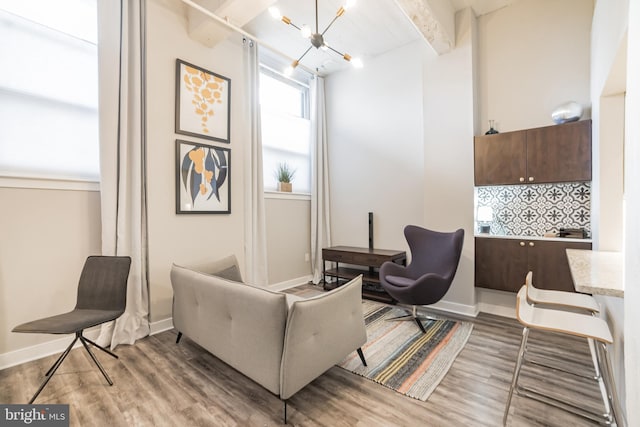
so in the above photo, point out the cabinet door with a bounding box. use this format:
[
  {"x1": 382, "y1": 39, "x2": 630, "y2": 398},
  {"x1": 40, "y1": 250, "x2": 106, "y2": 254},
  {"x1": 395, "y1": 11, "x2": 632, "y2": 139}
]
[
  {"x1": 474, "y1": 131, "x2": 526, "y2": 185},
  {"x1": 526, "y1": 120, "x2": 592, "y2": 184},
  {"x1": 475, "y1": 238, "x2": 528, "y2": 292},
  {"x1": 527, "y1": 240, "x2": 592, "y2": 292}
]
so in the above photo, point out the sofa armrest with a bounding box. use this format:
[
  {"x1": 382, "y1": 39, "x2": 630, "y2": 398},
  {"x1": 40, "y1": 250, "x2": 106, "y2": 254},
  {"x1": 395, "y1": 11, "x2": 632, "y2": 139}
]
[{"x1": 279, "y1": 275, "x2": 366, "y2": 400}]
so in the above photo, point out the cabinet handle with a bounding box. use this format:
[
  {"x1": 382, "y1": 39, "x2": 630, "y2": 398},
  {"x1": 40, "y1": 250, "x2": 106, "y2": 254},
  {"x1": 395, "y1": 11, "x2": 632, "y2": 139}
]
[
  {"x1": 528, "y1": 177, "x2": 534, "y2": 182},
  {"x1": 529, "y1": 242, "x2": 535, "y2": 247},
  {"x1": 520, "y1": 242, "x2": 525, "y2": 247},
  {"x1": 519, "y1": 177, "x2": 525, "y2": 182}
]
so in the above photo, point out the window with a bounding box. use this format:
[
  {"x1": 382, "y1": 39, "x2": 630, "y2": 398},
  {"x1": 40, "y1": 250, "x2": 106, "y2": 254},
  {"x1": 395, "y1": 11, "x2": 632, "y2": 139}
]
[
  {"x1": 0, "y1": 0, "x2": 99, "y2": 182},
  {"x1": 259, "y1": 66, "x2": 311, "y2": 194}
]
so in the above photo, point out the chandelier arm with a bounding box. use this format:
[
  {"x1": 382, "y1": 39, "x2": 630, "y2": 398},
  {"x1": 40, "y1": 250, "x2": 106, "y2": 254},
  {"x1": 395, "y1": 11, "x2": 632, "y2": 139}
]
[
  {"x1": 320, "y1": 14, "x2": 341, "y2": 36},
  {"x1": 297, "y1": 45, "x2": 314, "y2": 63},
  {"x1": 284, "y1": 20, "x2": 302, "y2": 31},
  {"x1": 325, "y1": 44, "x2": 345, "y2": 57}
]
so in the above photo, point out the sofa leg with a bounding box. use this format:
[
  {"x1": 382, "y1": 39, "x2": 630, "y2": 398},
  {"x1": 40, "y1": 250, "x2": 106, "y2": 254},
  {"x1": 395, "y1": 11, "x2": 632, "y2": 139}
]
[
  {"x1": 283, "y1": 400, "x2": 287, "y2": 424},
  {"x1": 176, "y1": 332, "x2": 182, "y2": 344},
  {"x1": 357, "y1": 348, "x2": 367, "y2": 367}
]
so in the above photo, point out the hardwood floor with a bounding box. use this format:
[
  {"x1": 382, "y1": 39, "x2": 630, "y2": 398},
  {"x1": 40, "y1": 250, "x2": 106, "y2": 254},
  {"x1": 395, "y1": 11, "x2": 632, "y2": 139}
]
[{"x1": 1, "y1": 285, "x2": 603, "y2": 426}]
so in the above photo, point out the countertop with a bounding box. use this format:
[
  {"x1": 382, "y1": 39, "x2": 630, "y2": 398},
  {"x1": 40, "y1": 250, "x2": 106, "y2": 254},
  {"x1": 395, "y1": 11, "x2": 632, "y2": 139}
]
[
  {"x1": 474, "y1": 234, "x2": 592, "y2": 243},
  {"x1": 566, "y1": 249, "x2": 624, "y2": 298}
]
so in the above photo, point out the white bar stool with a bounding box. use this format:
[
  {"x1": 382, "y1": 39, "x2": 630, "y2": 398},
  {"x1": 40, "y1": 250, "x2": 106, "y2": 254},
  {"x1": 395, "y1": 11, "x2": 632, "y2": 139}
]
[
  {"x1": 524, "y1": 271, "x2": 603, "y2": 384},
  {"x1": 503, "y1": 286, "x2": 626, "y2": 426},
  {"x1": 525, "y1": 270, "x2": 600, "y2": 313}
]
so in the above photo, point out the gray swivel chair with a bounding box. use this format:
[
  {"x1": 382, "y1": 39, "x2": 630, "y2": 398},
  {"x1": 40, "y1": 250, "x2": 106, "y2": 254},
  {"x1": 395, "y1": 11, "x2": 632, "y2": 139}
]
[
  {"x1": 379, "y1": 226, "x2": 464, "y2": 333},
  {"x1": 12, "y1": 256, "x2": 131, "y2": 403}
]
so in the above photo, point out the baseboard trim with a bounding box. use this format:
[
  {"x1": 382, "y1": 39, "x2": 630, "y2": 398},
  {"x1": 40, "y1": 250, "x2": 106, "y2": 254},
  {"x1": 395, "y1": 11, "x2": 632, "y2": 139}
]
[
  {"x1": 1, "y1": 318, "x2": 174, "y2": 371},
  {"x1": 424, "y1": 300, "x2": 480, "y2": 318},
  {"x1": 269, "y1": 275, "x2": 313, "y2": 291},
  {"x1": 150, "y1": 317, "x2": 174, "y2": 335},
  {"x1": 477, "y1": 302, "x2": 517, "y2": 319},
  {"x1": 476, "y1": 288, "x2": 517, "y2": 319},
  {"x1": 0, "y1": 327, "x2": 101, "y2": 371}
]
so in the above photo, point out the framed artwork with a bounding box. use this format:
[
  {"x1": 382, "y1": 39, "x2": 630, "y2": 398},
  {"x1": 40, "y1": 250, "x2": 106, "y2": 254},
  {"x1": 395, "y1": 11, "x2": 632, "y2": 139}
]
[
  {"x1": 176, "y1": 140, "x2": 231, "y2": 214},
  {"x1": 175, "y1": 59, "x2": 231, "y2": 143}
]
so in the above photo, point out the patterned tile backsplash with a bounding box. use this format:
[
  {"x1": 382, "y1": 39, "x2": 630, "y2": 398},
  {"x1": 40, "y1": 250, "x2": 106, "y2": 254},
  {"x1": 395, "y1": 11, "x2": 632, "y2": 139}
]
[{"x1": 475, "y1": 182, "x2": 591, "y2": 237}]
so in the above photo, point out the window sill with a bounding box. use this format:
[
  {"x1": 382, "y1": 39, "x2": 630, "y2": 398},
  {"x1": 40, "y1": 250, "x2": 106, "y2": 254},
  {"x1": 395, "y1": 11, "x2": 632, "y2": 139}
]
[
  {"x1": 264, "y1": 191, "x2": 311, "y2": 201},
  {"x1": 0, "y1": 175, "x2": 100, "y2": 192}
]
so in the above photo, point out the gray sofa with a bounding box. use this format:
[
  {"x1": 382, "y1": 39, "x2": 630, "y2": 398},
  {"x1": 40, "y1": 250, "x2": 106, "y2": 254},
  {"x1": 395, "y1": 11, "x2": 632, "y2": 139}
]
[{"x1": 170, "y1": 255, "x2": 367, "y2": 421}]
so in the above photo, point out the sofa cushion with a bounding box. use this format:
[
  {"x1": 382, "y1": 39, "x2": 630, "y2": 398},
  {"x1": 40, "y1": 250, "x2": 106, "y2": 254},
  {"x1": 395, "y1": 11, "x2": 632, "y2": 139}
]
[{"x1": 176, "y1": 254, "x2": 243, "y2": 283}]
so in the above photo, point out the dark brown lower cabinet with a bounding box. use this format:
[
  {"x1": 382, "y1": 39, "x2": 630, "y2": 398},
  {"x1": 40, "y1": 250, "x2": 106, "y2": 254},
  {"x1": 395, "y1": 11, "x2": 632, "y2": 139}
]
[{"x1": 475, "y1": 237, "x2": 592, "y2": 293}]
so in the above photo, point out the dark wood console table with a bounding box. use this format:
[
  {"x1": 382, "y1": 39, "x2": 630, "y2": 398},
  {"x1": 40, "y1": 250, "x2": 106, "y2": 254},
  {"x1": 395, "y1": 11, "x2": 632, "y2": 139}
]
[{"x1": 322, "y1": 246, "x2": 407, "y2": 303}]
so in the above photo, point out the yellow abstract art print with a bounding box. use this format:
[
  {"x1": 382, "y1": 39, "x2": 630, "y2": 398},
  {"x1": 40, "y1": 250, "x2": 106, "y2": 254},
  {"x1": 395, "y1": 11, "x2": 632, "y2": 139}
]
[{"x1": 175, "y1": 59, "x2": 231, "y2": 143}]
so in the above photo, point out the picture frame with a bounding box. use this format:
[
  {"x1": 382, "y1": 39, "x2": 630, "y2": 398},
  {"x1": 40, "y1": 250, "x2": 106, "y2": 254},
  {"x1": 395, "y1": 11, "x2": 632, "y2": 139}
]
[
  {"x1": 176, "y1": 140, "x2": 231, "y2": 214},
  {"x1": 175, "y1": 59, "x2": 231, "y2": 143}
]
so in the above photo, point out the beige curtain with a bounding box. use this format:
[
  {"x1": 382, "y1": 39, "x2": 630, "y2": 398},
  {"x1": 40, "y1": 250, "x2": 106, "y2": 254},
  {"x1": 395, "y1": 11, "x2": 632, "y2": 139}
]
[
  {"x1": 310, "y1": 76, "x2": 331, "y2": 284},
  {"x1": 97, "y1": 0, "x2": 150, "y2": 348},
  {"x1": 243, "y1": 38, "x2": 269, "y2": 285}
]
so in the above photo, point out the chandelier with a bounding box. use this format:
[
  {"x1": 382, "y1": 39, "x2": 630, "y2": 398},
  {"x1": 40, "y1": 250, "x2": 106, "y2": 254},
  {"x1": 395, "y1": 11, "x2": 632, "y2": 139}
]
[{"x1": 268, "y1": 0, "x2": 363, "y2": 74}]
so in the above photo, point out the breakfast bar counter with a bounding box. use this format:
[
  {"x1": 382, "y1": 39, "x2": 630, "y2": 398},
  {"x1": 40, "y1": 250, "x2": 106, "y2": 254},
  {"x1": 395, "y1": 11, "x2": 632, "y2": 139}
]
[{"x1": 566, "y1": 249, "x2": 624, "y2": 297}]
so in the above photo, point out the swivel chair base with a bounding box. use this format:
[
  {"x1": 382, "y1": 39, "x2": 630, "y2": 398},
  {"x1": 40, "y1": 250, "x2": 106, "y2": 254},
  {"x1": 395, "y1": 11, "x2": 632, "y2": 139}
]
[{"x1": 386, "y1": 305, "x2": 435, "y2": 333}]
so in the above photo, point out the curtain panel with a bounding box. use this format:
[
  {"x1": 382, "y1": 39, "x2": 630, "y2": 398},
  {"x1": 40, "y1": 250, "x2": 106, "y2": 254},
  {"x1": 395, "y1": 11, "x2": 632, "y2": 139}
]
[
  {"x1": 310, "y1": 76, "x2": 331, "y2": 284},
  {"x1": 243, "y1": 38, "x2": 269, "y2": 285},
  {"x1": 97, "y1": 0, "x2": 150, "y2": 348}
]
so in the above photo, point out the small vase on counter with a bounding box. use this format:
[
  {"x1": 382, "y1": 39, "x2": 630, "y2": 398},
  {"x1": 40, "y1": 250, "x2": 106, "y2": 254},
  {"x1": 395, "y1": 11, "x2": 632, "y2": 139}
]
[{"x1": 485, "y1": 119, "x2": 499, "y2": 135}]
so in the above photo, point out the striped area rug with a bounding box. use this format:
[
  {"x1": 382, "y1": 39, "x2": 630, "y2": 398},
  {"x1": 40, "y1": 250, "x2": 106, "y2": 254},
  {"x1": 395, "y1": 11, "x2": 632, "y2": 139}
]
[{"x1": 338, "y1": 300, "x2": 473, "y2": 401}]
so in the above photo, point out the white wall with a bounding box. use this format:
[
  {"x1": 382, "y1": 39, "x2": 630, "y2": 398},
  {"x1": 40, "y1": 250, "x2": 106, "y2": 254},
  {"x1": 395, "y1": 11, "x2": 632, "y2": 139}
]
[
  {"x1": 147, "y1": 0, "x2": 311, "y2": 321},
  {"x1": 422, "y1": 8, "x2": 477, "y2": 313},
  {"x1": 326, "y1": 41, "x2": 425, "y2": 254},
  {"x1": 623, "y1": 0, "x2": 640, "y2": 423},
  {"x1": 477, "y1": 0, "x2": 593, "y2": 132},
  {"x1": 146, "y1": 0, "x2": 246, "y2": 322},
  {"x1": 0, "y1": 187, "x2": 101, "y2": 364},
  {"x1": 590, "y1": 0, "x2": 629, "y2": 415},
  {"x1": 590, "y1": 0, "x2": 627, "y2": 252},
  {"x1": 264, "y1": 197, "x2": 311, "y2": 285}
]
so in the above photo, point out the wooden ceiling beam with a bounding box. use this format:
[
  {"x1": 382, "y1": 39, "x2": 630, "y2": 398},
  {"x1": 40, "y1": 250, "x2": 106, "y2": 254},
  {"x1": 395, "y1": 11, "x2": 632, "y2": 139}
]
[
  {"x1": 187, "y1": 0, "x2": 276, "y2": 48},
  {"x1": 394, "y1": 0, "x2": 456, "y2": 55}
]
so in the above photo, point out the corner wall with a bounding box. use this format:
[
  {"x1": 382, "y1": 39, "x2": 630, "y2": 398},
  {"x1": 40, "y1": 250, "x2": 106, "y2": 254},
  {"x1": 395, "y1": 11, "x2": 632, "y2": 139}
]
[
  {"x1": 325, "y1": 41, "x2": 425, "y2": 255},
  {"x1": 623, "y1": 1, "x2": 640, "y2": 423},
  {"x1": 422, "y1": 8, "x2": 477, "y2": 313},
  {"x1": 590, "y1": 0, "x2": 629, "y2": 415}
]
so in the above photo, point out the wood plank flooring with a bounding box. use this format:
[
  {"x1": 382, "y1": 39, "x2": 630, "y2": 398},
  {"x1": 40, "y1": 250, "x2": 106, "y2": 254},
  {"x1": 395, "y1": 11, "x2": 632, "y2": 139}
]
[{"x1": 1, "y1": 284, "x2": 604, "y2": 426}]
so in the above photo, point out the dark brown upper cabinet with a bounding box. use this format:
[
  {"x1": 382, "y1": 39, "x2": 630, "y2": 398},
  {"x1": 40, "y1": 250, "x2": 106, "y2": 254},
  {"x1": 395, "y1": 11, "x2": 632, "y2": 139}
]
[{"x1": 474, "y1": 120, "x2": 592, "y2": 186}]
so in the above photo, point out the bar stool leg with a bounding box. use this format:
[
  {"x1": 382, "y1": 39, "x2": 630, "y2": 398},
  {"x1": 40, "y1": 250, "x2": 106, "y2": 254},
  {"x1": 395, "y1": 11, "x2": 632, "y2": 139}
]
[
  {"x1": 503, "y1": 327, "x2": 530, "y2": 426},
  {"x1": 596, "y1": 342, "x2": 626, "y2": 427},
  {"x1": 588, "y1": 337, "x2": 613, "y2": 419}
]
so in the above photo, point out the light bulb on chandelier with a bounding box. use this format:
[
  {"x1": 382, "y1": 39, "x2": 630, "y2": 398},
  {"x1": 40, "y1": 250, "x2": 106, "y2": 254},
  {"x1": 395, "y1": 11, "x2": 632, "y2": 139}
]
[{"x1": 270, "y1": 0, "x2": 363, "y2": 74}]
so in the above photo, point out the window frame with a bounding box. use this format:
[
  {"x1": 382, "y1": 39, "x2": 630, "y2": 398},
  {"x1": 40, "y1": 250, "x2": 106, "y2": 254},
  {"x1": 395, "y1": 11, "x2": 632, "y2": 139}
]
[
  {"x1": 0, "y1": 2, "x2": 100, "y2": 191},
  {"x1": 259, "y1": 64, "x2": 312, "y2": 197}
]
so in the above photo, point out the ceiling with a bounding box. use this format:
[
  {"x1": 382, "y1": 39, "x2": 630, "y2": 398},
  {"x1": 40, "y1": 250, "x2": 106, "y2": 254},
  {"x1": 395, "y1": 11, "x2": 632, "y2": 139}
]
[
  {"x1": 215, "y1": 0, "x2": 521, "y2": 75},
  {"x1": 450, "y1": 0, "x2": 520, "y2": 16},
  {"x1": 243, "y1": 0, "x2": 421, "y2": 75}
]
